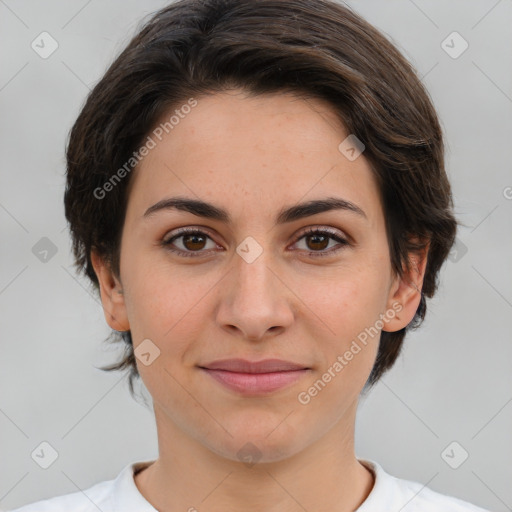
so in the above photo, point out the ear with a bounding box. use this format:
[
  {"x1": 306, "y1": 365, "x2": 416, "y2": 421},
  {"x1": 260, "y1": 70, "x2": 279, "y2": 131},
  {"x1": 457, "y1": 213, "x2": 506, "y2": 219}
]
[
  {"x1": 382, "y1": 241, "x2": 429, "y2": 333},
  {"x1": 90, "y1": 249, "x2": 130, "y2": 332}
]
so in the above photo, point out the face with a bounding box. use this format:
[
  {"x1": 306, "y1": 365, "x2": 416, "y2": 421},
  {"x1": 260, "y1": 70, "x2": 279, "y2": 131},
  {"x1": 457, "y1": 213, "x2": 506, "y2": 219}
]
[{"x1": 92, "y1": 89, "x2": 425, "y2": 463}]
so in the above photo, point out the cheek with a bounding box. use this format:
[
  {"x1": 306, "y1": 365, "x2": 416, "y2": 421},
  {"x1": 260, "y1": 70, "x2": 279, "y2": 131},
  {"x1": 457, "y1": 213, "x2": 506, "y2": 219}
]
[
  {"x1": 308, "y1": 262, "x2": 389, "y2": 366},
  {"x1": 310, "y1": 260, "x2": 388, "y2": 323},
  {"x1": 123, "y1": 256, "x2": 214, "y2": 352}
]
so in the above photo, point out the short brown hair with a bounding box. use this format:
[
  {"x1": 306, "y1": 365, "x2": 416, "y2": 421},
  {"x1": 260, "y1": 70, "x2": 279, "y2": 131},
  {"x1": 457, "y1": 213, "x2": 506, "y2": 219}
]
[{"x1": 64, "y1": 0, "x2": 457, "y2": 396}]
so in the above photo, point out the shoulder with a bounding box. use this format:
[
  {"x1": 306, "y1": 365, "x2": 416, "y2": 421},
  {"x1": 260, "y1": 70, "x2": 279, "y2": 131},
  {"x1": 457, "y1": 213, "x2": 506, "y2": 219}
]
[
  {"x1": 391, "y1": 475, "x2": 491, "y2": 511},
  {"x1": 7, "y1": 479, "x2": 114, "y2": 512},
  {"x1": 358, "y1": 459, "x2": 492, "y2": 512},
  {"x1": 7, "y1": 460, "x2": 155, "y2": 512}
]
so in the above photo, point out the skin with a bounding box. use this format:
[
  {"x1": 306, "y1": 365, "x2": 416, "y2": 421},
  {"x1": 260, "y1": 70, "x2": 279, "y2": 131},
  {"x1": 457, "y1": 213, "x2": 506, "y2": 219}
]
[{"x1": 92, "y1": 89, "x2": 427, "y2": 512}]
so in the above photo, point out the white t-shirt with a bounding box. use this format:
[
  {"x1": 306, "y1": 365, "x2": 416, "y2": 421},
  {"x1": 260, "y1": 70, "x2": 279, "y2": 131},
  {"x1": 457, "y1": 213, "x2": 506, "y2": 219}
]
[{"x1": 9, "y1": 458, "x2": 491, "y2": 512}]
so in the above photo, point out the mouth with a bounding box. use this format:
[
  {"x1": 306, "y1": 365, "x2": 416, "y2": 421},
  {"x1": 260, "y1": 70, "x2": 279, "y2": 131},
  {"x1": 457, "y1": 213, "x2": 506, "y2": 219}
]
[{"x1": 198, "y1": 358, "x2": 311, "y2": 395}]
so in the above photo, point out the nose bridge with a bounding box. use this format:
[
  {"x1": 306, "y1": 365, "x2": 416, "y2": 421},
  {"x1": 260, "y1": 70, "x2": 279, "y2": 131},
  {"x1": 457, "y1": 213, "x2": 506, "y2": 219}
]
[{"x1": 232, "y1": 236, "x2": 279, "y2": 310}]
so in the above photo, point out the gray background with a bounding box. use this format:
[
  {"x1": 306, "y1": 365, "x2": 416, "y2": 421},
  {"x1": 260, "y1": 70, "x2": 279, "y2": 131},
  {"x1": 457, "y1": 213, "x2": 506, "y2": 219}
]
[{"x1": 1, "y1": 0, "x2": 511, "y2": 510}]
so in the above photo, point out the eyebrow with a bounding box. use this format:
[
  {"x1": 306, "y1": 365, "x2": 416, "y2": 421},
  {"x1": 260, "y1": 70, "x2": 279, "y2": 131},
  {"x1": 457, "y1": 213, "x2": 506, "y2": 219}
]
[{"x1": 143, "y1": 196, "x2": 367, "y2": 224}]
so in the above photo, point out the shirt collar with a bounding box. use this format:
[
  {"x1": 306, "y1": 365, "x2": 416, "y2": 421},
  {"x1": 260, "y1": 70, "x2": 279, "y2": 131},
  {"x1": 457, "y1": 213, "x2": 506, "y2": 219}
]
[
  {"x1": 111, "y1": 459, "x2": 158, "y2": 511},
  {"x1": 356, "y1": 458, "x2": 396, "y2": 511},
  {"x1": 110, "y1": 458, "x2": 393, "y2": 511}
]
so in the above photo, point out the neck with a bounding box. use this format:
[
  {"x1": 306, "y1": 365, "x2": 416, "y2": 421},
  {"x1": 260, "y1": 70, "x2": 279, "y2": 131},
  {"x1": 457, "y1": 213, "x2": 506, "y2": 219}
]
[{"x1": 135, "y1": 402, "x2": 374, "y2": 512}]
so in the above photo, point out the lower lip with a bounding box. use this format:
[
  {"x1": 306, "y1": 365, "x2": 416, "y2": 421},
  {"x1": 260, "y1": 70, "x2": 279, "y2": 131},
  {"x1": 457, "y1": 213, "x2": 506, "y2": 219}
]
[{"x1": 200, "y1": 368, "x2": 309, "y2": 395}]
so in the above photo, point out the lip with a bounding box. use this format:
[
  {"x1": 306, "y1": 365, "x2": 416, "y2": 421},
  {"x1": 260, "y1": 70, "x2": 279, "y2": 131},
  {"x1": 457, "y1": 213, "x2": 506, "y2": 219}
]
[
  {"x1": 201, "y1": 358, "x2": 308, "y2": 373},
  {"x1": 199, "y1": 358, "x2": 310, "y2": 395}
]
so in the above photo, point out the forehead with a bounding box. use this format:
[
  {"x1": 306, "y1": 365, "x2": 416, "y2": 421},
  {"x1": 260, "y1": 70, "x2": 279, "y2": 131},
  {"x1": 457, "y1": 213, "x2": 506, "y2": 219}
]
[{"x1": 125, "y1": 90, "x2": 383, "y2": 229}]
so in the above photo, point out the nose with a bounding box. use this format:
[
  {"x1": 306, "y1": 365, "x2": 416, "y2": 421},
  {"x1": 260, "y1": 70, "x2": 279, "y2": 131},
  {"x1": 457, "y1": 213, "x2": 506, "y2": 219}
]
[{"x1": 215, "y1": 244, "x2": 295, "y2": 342}]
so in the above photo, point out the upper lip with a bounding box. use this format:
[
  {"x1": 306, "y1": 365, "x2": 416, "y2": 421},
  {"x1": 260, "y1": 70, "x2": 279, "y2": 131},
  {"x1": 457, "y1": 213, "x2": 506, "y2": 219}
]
[{"x1": 199, "y1": 358, "x2": 309, "y2": 373}]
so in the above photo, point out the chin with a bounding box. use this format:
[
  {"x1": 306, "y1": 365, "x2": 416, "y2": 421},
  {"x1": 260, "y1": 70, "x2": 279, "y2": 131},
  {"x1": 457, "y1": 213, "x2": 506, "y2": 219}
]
[
  {"x1": 203, "y1": 421, "x2": 307, "y2": 466},
  {"x1": 210, "y1": 438, "x2": 300, "y2": 466}
]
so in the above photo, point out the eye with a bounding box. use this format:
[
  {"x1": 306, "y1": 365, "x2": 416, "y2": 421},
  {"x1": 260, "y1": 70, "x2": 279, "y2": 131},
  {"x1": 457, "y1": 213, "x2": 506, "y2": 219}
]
[
  {"x1": 161, "y1": 228, "x2": 219, "y2": 257},
  {"x1": 292, "y1": 227, "x2": 349, "y2": 257},
  {"x1": 161, "y1": 226, "x2": 350, "y2": 258}
]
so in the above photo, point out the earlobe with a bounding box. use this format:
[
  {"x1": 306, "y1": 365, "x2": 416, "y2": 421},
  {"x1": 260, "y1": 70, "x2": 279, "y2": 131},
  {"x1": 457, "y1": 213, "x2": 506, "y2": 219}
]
[
  {"x1": 90, "y1": 250, "x2": 130, "y2": 332},
  {"x1": 382, "y1": 244, "x2": 429, "y2": 333}
]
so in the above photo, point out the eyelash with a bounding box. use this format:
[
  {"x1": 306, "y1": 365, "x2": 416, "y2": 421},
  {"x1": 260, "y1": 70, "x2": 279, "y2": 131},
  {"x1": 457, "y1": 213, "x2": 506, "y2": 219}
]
[{"x1": 161, "y1": 227, "x2": 350, "y2": 258}]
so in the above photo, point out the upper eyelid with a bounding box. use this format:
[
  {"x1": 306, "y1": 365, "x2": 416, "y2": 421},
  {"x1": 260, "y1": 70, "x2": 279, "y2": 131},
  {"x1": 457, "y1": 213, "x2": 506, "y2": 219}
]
[
  {"x1": 163, "y1": 225, "x2": 349, "y2": 247},
  {"x1": 163, "y1": 226, "x2": 218, "y2": 245}
]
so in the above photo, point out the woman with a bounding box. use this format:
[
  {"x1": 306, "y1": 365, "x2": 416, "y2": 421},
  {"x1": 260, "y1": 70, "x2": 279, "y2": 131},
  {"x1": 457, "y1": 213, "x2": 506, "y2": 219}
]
[{"x1": 12, "y1": 0, "x2": 491, "y2": 510}]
